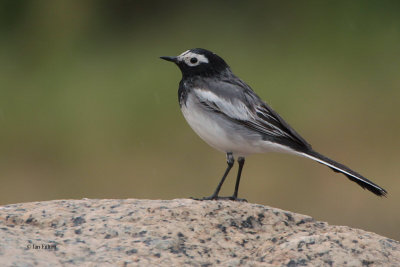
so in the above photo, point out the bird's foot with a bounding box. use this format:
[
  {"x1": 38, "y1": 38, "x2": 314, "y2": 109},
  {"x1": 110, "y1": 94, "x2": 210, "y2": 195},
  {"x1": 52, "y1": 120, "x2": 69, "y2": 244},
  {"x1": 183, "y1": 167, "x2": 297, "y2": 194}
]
[
  {"x1": 190, "y1": 195, "x2": 218, "y2": 201},
  {"x1": 221, "y1": 196, "x2": 247, "y2": 202},
  {"x1": 190, "y1": 195, "x2": 247, "y2": 202}
]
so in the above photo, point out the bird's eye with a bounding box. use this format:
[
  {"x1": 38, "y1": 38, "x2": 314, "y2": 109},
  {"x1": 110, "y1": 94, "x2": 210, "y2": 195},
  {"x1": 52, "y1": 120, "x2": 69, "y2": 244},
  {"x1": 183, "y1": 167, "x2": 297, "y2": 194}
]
[{"x1": 190, "y1": 57, "x2": 198, "y2": 64}]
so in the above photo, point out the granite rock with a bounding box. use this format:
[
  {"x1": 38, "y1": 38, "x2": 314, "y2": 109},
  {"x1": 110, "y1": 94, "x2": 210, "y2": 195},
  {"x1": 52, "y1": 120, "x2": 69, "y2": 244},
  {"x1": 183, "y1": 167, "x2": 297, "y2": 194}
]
[{"x1": 0, "y1": 199, "x2": 398, "y2": 266}]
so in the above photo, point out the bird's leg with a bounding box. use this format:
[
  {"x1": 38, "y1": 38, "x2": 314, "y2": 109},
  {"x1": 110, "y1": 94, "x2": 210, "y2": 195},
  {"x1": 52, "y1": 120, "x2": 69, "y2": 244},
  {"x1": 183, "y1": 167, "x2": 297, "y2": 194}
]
[
  {"x1": 200, "y1": 153, "x2": 234, "y2": 200},
  {"x1": 229, "y1": 157, "x2": 247, "y2": 201}
]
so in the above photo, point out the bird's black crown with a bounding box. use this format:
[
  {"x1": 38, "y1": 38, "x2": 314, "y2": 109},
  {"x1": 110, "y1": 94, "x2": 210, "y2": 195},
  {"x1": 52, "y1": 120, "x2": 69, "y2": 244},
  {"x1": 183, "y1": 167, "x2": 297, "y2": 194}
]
[{"x1": 162, "y1": 48, "x2": 230, "y2": 78}]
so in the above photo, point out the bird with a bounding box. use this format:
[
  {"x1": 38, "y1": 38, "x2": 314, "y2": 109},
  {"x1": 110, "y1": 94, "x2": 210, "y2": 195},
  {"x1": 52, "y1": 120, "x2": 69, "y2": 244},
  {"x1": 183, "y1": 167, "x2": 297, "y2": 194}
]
[{"x1": 160, "y1": 48, "x2": 387, "y2": 201}]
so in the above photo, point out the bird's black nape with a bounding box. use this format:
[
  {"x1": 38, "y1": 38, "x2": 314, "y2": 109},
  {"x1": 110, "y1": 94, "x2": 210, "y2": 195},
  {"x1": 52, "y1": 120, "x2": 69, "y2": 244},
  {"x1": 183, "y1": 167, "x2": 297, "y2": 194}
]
[{"x1": 189, "y1": 48, "x2": 228, "y2": 69}]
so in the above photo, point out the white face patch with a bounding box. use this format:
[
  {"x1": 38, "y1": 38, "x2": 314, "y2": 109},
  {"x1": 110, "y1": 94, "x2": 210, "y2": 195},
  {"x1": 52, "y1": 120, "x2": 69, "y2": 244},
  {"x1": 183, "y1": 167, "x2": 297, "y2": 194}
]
[{"x1": 177, "y1": 50, "x2": 209, "y2": 67}]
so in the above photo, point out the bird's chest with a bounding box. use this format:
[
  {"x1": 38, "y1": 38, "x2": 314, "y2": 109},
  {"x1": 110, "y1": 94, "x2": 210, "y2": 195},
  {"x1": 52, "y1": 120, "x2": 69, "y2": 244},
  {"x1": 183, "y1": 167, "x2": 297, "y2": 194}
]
[
  {"x1": 180, "y1": 95, "x2": 226, "y2": 145},
  {"x1": 178, "y1": 80, "x2": 191, "y2": 107}
]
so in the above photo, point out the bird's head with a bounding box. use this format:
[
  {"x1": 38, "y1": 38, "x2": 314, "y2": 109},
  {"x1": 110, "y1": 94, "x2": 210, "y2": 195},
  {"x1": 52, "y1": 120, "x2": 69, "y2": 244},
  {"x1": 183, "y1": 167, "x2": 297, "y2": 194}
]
[{"x1": 160, "y1": 48, "x2": 229, "y2": 78}]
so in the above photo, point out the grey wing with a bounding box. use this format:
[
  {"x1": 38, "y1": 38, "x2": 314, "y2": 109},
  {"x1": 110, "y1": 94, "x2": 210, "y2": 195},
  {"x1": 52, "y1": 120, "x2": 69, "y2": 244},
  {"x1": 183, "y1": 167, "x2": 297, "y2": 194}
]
[{"x1": 193, "y1": 78, "x2": 312, "y2": 152}]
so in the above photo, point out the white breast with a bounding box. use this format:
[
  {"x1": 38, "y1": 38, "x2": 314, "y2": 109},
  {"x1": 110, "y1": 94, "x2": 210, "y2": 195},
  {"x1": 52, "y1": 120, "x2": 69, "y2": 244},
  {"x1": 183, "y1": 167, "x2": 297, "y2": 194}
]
[{"x1": 181, "y1": 94, "x2": 232, "y2": 152}]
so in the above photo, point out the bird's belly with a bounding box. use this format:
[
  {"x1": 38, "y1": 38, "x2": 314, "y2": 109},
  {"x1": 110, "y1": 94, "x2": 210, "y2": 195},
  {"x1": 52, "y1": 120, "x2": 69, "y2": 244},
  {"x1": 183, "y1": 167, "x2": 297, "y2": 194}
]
[
  {"x1": 181, "y1": 106, "x2": 234, "y2": 152},
  {"x1": 180, "y1": 96, "x2": 297, "y2": 156},
  {"x1": 181, "y1": 102, "x2": 276, "y2": 156}
]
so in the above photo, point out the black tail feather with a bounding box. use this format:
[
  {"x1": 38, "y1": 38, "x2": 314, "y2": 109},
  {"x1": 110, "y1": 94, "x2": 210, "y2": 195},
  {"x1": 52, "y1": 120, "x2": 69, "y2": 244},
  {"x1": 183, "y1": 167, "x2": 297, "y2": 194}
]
[{"x1": 303, "y1": 150, "x2": 387, "y2": 197}]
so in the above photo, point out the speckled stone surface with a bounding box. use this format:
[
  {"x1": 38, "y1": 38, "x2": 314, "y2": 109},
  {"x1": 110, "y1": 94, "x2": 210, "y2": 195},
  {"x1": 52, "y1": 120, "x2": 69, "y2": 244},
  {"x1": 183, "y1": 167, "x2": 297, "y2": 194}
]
[{"x1": 0, "y1": 199, "x2": 398, "y2": 266}]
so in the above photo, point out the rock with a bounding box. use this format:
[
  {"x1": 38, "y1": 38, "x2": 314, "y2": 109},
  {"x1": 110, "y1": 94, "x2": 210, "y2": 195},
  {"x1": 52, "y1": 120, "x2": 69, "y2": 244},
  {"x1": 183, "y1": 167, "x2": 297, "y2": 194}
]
[{"x1": 0, "y1": 199, "x2": 398, "y2": 266}]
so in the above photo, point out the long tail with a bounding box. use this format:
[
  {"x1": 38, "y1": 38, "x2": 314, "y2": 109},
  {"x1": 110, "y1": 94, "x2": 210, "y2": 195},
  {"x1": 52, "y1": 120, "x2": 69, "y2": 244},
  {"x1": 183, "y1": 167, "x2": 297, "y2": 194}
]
[{"x1": 300, "y1": 150, "x2": 387, "y2": 197}]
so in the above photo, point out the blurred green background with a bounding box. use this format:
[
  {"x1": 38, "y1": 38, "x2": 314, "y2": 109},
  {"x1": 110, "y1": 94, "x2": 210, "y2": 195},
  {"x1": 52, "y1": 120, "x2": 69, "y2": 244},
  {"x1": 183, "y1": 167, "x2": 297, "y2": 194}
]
[{"x1": 1, "y1": 1, "x2": 399, "y2": 240}]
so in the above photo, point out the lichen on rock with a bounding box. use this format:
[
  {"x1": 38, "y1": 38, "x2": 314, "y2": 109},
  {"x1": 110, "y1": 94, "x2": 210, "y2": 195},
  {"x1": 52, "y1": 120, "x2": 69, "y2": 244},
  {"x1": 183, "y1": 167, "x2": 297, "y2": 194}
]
[{"x1": 0, "y1": 199, "x2": 399, "y2": 266}]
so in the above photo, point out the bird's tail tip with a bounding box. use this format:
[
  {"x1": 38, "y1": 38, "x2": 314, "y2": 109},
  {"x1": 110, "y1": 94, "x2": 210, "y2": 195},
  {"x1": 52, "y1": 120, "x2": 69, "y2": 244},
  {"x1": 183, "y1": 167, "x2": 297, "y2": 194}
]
[{"x1": 301, "y1": 150, "x2": 387, "y2": 197}]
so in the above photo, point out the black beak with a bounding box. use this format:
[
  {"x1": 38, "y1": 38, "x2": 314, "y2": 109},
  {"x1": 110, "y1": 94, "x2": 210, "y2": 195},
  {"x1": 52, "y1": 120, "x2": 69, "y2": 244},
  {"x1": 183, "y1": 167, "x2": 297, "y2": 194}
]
[{"x1": 160, "y1": 56, "x2": 178, "y2": 63}]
